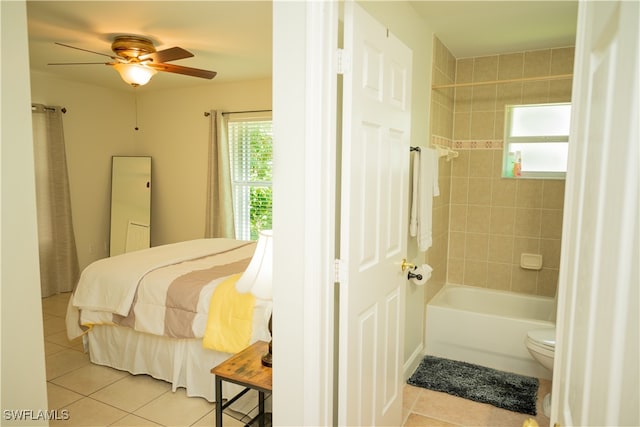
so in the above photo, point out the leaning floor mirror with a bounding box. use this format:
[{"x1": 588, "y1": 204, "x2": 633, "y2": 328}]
[{"x1": 109, "y1": 156, "x2": 151, "y2": 256}]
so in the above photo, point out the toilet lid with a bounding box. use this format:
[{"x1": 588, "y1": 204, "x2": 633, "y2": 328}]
[{"x1": 527, "y1": 328, "x2": 556, "y2": 347}]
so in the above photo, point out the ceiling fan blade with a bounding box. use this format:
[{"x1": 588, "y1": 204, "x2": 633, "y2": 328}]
[
  {"x1": 49, "y1": 62, "x2": 111, "y2": 65},
  {"x1": 147, "y1": 63, "x2": 216, "y2": 79},
  {"x1": 55, "y1": 42, "x2": 117, "y2": 60},
  {"x1": 139, "y1": 47, "x2": 194, "y2": 63}
]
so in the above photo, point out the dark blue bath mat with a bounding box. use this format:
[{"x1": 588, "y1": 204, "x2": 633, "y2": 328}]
[{"x1": 407, "y1": 355, "x2": 539, "y2": 415}]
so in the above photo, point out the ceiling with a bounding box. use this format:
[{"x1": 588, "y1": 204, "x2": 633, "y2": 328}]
[
  {"x1": 26, "y1": 1, "x2": 273, "y2": 92},
  {"x1": 26, "y1": 1, "x2": 578, "y2": 92},
  {"x1": 410, "y1": 1, "x2": 578, "y2": 58}
]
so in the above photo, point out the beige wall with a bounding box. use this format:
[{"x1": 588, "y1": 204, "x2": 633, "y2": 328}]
[
  {"x1": 30, "y1": 71, "x2": 137, "y2": 270},
  {"x1": 430, "y1": 40, "x2": 574, "y2": 297},
  {"x1": 29, "y1": 73, "x2": 271, "y2": 270},
  {"x1": 138, "y1": 79, "x2": 271, "y2": 246}
]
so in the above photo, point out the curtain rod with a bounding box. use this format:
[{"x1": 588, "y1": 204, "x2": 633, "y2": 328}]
[
  {"x1": 203, "y1": 109, "x2": 272, "y2": 117},
  {"x1": 32, "y1": 104, "x2": 67, "y2": 114},
  {"x1": 432, "y1": 73, "x2": 573, "y2": 90}
]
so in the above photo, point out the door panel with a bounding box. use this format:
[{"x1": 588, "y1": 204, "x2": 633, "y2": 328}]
[{"x1": 339, "y1": 2, "x2": 412, "y2": 425}]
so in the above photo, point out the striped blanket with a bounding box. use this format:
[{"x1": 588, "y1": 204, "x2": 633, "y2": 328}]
[{"x1": 67, "y1": 239, "x2": 258, "y2": 342}]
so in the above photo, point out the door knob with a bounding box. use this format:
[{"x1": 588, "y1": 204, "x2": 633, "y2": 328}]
[
  {"x1": 401, "y1": 259, "x2": 423, "y2": 280},
  {"x1": 401, "y1": 258, "x2": 415, "y2": 272}
]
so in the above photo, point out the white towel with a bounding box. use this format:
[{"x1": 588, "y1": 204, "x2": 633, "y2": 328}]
[
  {"x1": 409, "y1": 151, "x2": 420, "y2": 236},
  {"x1": 409, "y1": 148, "x2": 440, "y2": 251}
]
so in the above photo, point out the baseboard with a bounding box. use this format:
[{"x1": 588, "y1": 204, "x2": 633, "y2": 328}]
[{"x1": 403, "y1": 343, "x2": 424, "y2": 381}]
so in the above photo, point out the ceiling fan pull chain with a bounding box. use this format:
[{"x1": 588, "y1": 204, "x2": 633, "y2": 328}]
[{"x1": 134, "y1": 87, "x2": 139, "y2": 131}]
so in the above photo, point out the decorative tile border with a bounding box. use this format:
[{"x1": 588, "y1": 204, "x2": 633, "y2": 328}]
[
  {"x1": 453, "y1": 140, "x2": 503, "y2": 149},
  {"x1": 431, "y1": 135, "x2": 453, "y2": 148},
  {"x1": 431, "y1": 135, "x2": 503, "y2": 150}
]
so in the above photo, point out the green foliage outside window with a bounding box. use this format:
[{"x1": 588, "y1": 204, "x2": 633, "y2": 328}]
[
  {"x1": 246, "y1": 127, "x2": 272, "y2": 240},
  {"x1": 249, "y1": 187, "x2": 272, "y2": 240}
]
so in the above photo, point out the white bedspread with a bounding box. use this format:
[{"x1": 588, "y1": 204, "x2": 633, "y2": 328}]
[
  {"x1": 72, "y1": 238, "x2": 246, "y2": 316},
  {"x1": 66, "y1": 238, "x2": 273, "y2": 402}
]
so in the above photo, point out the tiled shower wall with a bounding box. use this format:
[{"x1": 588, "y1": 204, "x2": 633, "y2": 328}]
[
  {"x1": 429, "y1": 37, "x2": 574, "y2": 297},
  {"x1": 424, "y1": 37, "x2": 455, "y2": 301}
]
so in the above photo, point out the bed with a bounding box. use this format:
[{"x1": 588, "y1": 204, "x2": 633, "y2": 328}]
[{"x1": 65, "y1": 238, "x2": 272, "y2": 402}]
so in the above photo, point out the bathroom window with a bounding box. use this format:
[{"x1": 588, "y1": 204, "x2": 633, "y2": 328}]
[{"x1": 502, "y1": 102, "x2": 571, "y2": 179}]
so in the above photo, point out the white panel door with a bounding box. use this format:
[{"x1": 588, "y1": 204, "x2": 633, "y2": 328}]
[
  {"x1": 338, "y1": 2, "x2": 412, "y2": 425},
  {"x1": 552, "y1": 1, "x2": 639, "y2": 426}
]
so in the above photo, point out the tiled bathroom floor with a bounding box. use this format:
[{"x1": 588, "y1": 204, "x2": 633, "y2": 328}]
[
  {"x1": 402, "y1": 380, "x2": 551, "y2": 427},
  {"x1": 43, "y1": 292, "x2": 551, "y2": 426}
]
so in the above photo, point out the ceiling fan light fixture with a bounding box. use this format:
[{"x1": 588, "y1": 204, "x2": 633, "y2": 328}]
[{"x1": 113, "y1": 63, "x2": 157, "y2": 87}]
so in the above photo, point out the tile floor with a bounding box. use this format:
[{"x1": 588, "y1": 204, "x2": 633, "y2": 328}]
[{"x1": 43, "y1": 292, "x2": 551, "y2": 426}]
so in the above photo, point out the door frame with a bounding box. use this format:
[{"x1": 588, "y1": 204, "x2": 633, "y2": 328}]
[
  {"x1": 551, "y1": 0, "x2": 639, "y2": 425},
  {"x1": 272, "y1": 2, "x2": 338, "y2": 426}
]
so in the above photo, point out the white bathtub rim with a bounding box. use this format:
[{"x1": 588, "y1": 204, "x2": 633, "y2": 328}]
[
  {"x1": 431, "y1": 283, "x2": 555, "y2": 304},
  {"x1": 429, "y1": 283, "x2": 556, "y2": 323}
]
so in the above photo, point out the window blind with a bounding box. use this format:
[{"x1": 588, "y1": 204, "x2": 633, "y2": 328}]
[{"x1": 228, "y1": 119, "x2": 273, "y2": 240}]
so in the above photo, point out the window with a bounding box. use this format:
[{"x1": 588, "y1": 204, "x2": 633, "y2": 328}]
[
  {"x1": 228, "y1": 115, "x2": 273, "y2": 240},
  {"x1": 503, "y1": 102, "x2": 571, "y2": 179}
]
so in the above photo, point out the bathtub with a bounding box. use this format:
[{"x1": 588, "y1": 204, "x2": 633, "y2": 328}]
[{"x1": 425, "y1": 284, "x2": 555, "y2": 380}]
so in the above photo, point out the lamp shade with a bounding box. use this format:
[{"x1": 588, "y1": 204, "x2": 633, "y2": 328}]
[
  {"x1": 113, "y1": 63, "x2": 157, "y2": 86},
  {"x1": 235, "y1": 230, "x2": 272, "y2": 300}
]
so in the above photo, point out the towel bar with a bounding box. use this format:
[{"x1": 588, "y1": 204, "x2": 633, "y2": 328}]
[{"x1": 410, "y1": 145, "x2": 458, "y2": 161}]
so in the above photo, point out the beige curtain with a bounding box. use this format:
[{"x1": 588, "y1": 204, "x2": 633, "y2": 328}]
[
  {"x1": 205, "y1": 110, "x2": 235, "y2": 238},
  {"x1": 31, "y1": 104, "x2": 79, "y2": 297}
]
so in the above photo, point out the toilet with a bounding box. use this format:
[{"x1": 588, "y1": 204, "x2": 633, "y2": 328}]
[{"x1": 526, "y1": 327, "x2": 556, "y2": 417}]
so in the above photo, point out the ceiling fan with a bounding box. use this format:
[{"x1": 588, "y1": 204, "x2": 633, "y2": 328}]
[{"x1": 50, "y1": 35, "x2": 217, "y2": 87}]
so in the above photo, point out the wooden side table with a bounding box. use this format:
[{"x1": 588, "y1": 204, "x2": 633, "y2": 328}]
[{"x1": 211, "y1": 340, "x2": 272, "y2": 427}]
